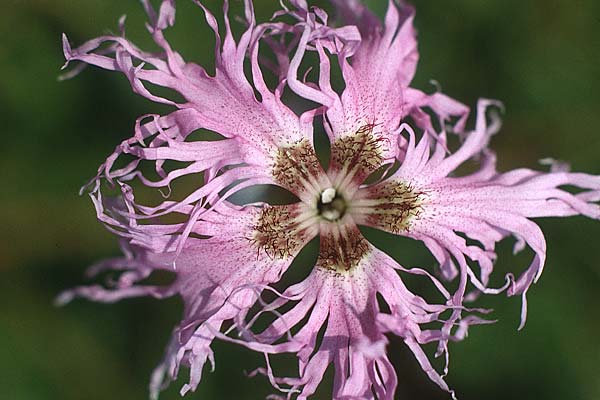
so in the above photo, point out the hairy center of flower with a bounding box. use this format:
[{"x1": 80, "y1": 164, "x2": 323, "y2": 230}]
[
  {"x1": 259, "y1": 127, "x2": 396, "y2": 269},
  {"x1": 329, "y1": 124, "x2": 385, "y2": 188},
  {"x1": 317, "y1": 188, "x2": 347, "y2": 221},
  {"x1": 352, "y1": 180, "x2": 426, "y2": 234},
  {"x1": 252, "y1": 205, "x2": 312, "y2": 259},
  {"x1": 318, "y1": 224, "x2": 370, "y2": 272},
  {"x1": 272, "y1": 138, "x2": 324, "y2": 197}
]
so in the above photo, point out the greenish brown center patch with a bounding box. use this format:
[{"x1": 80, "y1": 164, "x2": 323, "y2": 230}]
[
  {"x1": 318, "y1": 225, "x2": 370, "y2": 272},
  {"x1": 272, "y1": 139, "x2": 323, "y2": 196},
  {"x1": 330, "y1": 124, "x2": 385, "y2": 181},
  {"x1": 251, "y1": 205, "x2": 309, "y2": 259},
  {"x1": 362, "y1": 180, "x2": 425, "y2": 234}
]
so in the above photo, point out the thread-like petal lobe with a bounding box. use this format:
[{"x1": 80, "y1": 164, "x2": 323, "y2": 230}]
[
  {"x1": 59, "y1": 203, "x2": 317, "y2": 398},
  {"x1": 222, "y1": 242, "x2": 490, "y2": 399},
  {"x1": 353, "y1": 100, "x2": 600, "y2": 328}
]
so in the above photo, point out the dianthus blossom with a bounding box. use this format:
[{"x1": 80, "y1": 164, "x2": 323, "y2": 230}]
[{"x1": 59, "y1": 1, "x2": 600, "y2": 399}]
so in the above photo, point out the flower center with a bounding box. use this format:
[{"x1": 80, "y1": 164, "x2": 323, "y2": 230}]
[{"x1": 317, "y1": 187, "x2": 347, "y2": 221}]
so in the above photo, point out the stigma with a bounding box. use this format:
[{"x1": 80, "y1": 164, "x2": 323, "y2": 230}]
[{"x1": 318, "y1": 187, "x2": 347, "y2": 221}]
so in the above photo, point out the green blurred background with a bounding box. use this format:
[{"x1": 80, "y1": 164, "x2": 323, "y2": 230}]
[{"x1": 2, "y1": 0, "x2": 599, "y2": 399}]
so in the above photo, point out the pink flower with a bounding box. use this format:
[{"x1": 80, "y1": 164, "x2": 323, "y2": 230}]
[{"x1": 59, "y1": 1, "x2": 600, "y2": 399}]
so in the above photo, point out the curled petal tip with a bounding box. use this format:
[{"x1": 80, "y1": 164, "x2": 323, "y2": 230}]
[
  {"x1": 60, "y1": 33, "x2": 77, "y2": 63},
  {"x1": 485, "y1": 98, "x2": 506, "y2": 113},
  {"x1": 54, "y1": 291, "x2": 73, "y2": 307},
  {"x1": 118, "y1": 14, "x2": 127, "y2": 30},
  {"x1": 60, "y1": 33, "x2": 72, "y2": 66}
]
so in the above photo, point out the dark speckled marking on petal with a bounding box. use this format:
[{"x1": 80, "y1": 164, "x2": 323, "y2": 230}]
[
  {"x1": 360, "y1": 180, "x2": 426, "y2": 234},
  {"x1": 251, "y1": 204, "x2": 312, "y2": 260},
  {"x1": 330, "y1": 124, "x2": 386, "y2": 183},
  {"x1": 317, "y1": 223, "x2": 370, "y2": 272},
  {"x1": 272, "y1": 139, "x2": 324, "y2": 196}
]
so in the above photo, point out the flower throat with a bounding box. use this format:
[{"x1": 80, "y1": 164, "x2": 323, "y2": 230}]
[{"x1": 317, "y1": 188, "x2": 347, "y2": 221}]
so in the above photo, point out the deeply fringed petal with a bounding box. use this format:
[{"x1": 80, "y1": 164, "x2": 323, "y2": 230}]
[
  {"x1": 63, "y1": 0, "x2": 332, "y2": 254},
  {"x1": 221, "y1": 244, "x2": 490, "y2": 399},
  {"x1": 55, "y1": 239, "x2": 177, "y2": 306},
  {"x1": 59, "y1": 202, "x2": 318, "y2": 399},
  {"x1": 354, "y1": 99, "x2": 600, "y2": 328},
  {"x1": 64, "y1": 0, "x2": 324, "y2": 217},
  {"x1": 281, "y1": 0, "x2": 469, "y2": 171},
  {"x1": 231, "y1": 265, "x2": 396, "y2": 399},
  {"x1": 330, "y1": 0, "x2": 471, "y2": 139},
  {"x1": 62, "y1": 1, "x2": 312, "y2": 155}
]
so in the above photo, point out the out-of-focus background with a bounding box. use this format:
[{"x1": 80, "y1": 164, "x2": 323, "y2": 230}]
[{"x1": 2, "y1": 0, "x2": 599, "y2": 399}]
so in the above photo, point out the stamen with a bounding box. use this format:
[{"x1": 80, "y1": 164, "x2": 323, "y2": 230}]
[{"x1": 321, "y1": 188, "x2": 336, "y2": 204}]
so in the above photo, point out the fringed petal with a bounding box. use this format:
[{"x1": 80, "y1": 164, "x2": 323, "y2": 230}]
[
  {"x1": 63, "y1": 0, "x2": 330, "y2": 259},
  {"x1": 219, "y1": 244, "x2": 491, "y2": 399},
  {"x1": 64, "y1": 0, "x2": 323, "y2": 225},
  {"x1": 63, "y1": 1, "x2": 311, "y2": 153},
  {"x1": 226, "y1": 264, "x2": 395, "y2": 399},
  {"x1": 279, "y1": 0, "x2": 471, "y2": 181},
  {"x1": 60, "y1": 202, "x2": 317, "y2": 398},
  {"x1": 353, "y1": 99, "x2": 600, "y2": 330}
]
